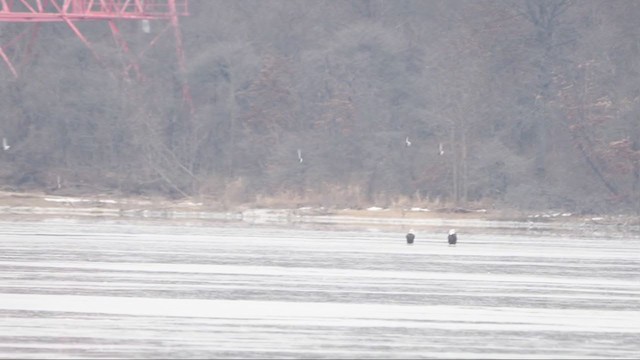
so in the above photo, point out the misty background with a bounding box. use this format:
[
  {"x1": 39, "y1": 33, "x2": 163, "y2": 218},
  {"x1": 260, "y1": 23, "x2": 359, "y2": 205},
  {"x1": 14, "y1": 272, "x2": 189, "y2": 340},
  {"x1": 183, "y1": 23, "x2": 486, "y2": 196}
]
[{"x1": 1, "y1": 0, "x2": 639, "y2": 214}]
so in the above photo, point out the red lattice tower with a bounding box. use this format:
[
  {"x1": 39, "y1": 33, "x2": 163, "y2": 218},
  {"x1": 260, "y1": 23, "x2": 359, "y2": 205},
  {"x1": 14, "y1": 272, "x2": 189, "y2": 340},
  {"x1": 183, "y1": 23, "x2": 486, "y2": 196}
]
[{"x1": 0, "y1": 0, "x2": 194, "y2": 113}]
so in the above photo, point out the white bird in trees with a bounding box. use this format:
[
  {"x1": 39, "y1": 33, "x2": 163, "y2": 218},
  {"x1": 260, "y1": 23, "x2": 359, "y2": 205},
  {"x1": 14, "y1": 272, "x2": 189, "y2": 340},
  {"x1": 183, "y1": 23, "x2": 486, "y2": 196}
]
[{"x1": 2, "y1": 138, "x2": 9, "y2": 151}]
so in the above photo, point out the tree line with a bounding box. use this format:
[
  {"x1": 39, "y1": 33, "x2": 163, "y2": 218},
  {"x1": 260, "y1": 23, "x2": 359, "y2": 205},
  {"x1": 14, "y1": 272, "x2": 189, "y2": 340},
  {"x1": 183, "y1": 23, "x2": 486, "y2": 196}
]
[{"x1": 1, "y1": 0, "x2": 639, "y2": 214}]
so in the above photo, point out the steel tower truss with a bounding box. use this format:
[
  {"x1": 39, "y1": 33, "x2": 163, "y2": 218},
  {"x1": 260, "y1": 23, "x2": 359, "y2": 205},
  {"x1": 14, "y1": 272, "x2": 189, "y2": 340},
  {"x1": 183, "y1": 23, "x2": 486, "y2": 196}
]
[{"x1": 0, "y1": 0, "x2": 193, "y2": 113}]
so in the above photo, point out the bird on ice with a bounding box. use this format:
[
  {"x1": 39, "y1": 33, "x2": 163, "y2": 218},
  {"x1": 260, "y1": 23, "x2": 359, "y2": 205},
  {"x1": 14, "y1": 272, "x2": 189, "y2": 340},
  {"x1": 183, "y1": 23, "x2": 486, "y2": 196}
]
[
  {"x1": 406, "y1": 229, "x2": 415, "y2": 245},
  {"x1": 405, "y1": 136, "x2": 411, "y2": 147},
  {"x1": 2, "y1": 137, "x2": 9, "y2": 151},
  {"x1": 297, "y1": 149, "x2": 303, "y2": 163},
  {"x1": 448, "y1": 229, "x2": 457, "y2": 246}
]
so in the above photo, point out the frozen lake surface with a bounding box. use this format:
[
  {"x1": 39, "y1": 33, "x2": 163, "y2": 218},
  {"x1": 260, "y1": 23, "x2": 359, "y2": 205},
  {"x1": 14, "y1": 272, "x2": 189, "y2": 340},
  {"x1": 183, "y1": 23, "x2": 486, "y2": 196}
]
[{"x1": 0, "y1": 219, "x2": 639, "y2": 358}]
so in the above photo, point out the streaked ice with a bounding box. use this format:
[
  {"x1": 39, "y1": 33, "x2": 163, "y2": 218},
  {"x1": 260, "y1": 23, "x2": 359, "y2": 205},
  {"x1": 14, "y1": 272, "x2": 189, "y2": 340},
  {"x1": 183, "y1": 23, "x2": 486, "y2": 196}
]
[{"x1": 0, "y1": 220, "x2": 638, "y2": 358}]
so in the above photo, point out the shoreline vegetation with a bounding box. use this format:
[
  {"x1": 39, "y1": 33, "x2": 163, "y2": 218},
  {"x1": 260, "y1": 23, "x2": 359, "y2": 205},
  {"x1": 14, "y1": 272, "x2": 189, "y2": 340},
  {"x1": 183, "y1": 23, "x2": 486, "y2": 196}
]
[{"x1": 0, "y1": 190, "x2": 638, "y2": 237}]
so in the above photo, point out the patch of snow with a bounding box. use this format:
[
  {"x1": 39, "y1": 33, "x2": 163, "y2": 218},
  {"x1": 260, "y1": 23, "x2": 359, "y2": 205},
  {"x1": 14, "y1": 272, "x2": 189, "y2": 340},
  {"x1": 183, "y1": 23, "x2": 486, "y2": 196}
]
[
  {"x1": 176, "y1": 202, "x2": 203, "y2": 207},
  {"x1": 366, "y1": 207, "x2": 386, "y2": 211},
  {"x1": 44, "y1": 197, "x2": 117, "y2": 204}
]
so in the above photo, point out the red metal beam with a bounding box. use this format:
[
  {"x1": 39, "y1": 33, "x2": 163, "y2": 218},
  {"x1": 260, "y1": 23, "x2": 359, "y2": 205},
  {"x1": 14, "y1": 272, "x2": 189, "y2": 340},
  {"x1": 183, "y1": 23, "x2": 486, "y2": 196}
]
[
  {"x1": 0, "y1": 46, "x2": 18, "y2": 77},
  {"x1": 0, "y1": 0, "x2": 188, "y2": 21},
  {"x1": 0, "y1": 23, "x2": 39, "y2": 77},
  {"x1": 108, "y1": 19, "x2": 143, "y2": 81},
  {"x1": 168, "y1": 0, "x2": 192, "y2": 114}
]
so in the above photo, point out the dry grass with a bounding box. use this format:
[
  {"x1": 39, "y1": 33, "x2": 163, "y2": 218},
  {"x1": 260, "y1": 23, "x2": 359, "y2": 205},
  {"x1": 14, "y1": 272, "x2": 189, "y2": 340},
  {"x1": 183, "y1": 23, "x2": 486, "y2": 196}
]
[
  {"x1": 0, "y1": 188, "x2": 498, "y2": 219},
  {"x1": 2, "y1": 188, "x2": 634, "y2": 226}
]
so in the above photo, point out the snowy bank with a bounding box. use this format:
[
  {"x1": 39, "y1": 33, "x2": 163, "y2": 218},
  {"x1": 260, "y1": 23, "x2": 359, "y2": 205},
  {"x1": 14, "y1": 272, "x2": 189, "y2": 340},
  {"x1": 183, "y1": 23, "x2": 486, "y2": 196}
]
[{"x1": 0, "y1": 191, "x2": 637, "y2": 236}]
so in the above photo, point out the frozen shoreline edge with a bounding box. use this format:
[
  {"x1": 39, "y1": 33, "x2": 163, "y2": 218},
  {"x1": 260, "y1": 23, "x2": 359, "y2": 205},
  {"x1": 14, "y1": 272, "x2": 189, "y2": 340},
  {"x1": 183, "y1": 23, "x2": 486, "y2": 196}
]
[{"x1": 0, "y1": 205, "x2": 638, "y2": 237}]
